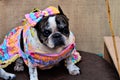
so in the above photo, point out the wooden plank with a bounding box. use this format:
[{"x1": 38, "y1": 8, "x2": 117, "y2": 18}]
[
  {"x1": 104, "y1": 36, "x2": 120, "y2": 76},
  {"x1": 104, "y1": 43, "x2": 113, "y2": 64}
]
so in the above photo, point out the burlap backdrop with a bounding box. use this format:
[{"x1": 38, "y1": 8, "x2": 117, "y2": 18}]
[{"x1": 0, "y1": 0, "x2": 120, "y2": 54}]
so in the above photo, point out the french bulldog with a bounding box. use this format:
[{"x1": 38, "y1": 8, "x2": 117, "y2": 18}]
[{"x1": 0, "y1": 6, "x2": 81, "y2": 80}]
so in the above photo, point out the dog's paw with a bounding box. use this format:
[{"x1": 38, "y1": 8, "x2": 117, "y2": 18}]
[
  {"x1": 3, "y1": 73, "x2": 16, "y2": 80},
  {"x1": 30, "y1": 77, "x2": 38, "y2": 80},
  {"x1": 30, "y1": 75, "x2": 38, "y2": 80},
  {"x1": 14, "y1": 64, "x2": 24, "y2": 71},
  {"x1": 67, "y1": 65, "x2": 80, "y2": 75}
]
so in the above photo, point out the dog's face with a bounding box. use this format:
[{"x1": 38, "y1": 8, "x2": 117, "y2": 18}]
[{"x1": 34, "y1": 6, "x2": 69, "y2": 49}]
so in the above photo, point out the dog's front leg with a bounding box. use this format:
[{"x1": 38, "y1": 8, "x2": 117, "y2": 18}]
[
  {"x1": 28, "y1": 59, "x2": 38, "y2": 80},
  {"x1": 0, "y1": 69, "x2": 16, "y2": 80},
  {"x1": 66, "y1": 55, "x2": 80, "y2": 75}
]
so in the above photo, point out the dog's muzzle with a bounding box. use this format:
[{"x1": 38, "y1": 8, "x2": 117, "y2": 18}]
[{"x1": 52, "y1": 33, "x2": 65, "y2": 47}]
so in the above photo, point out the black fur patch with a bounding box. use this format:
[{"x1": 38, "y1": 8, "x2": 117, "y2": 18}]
[{"x1": 20, "y1": 30, "x2": 24, "y2": 52}]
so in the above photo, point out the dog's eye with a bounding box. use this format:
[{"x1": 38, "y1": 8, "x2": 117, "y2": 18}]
[
  {"x1": 58, "y1": 27, "x2": 69, "y2": 35},
  {"x1": 43, "y1": 30, "x2": 51, "y2": 37},
  {"x1": 63, "y1": 27, "x2": 69, "y2": 34}
]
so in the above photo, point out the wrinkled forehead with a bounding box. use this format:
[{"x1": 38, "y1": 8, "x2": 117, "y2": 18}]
[
  {"x1": 40, "y1": 14, "x2": 69, "y2": 30},
  {"x1": 55, "y1": 14, "x2": 69, "y2": 23},
  {"x1": 49, "y1": 14, "x2": 69, "y2": 25}
]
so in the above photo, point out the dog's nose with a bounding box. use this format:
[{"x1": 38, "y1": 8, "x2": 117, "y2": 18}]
[{"x1": 52, "y1": 33, "x2": 62, "y2": 38}]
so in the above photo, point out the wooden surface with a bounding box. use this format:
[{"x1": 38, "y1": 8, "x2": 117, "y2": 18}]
[
  {"x1": 0, "y1": 0, "x2": 120, "y2": 54},
  {"x1": 104, "y1": 36, "x2": 120, "y2": 76}
]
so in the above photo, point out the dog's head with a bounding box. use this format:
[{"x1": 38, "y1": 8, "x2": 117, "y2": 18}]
[{"x1": 34, "y1": 6, "x2": 69, "y2": 49}]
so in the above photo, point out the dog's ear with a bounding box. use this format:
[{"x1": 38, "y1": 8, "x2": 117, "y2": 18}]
[
  {"x1": 58, "y1": 5, "x2": 64, "y2": 15},
  {"x1": 58, "y1": 5, "x2": 69, "y2": 21}
]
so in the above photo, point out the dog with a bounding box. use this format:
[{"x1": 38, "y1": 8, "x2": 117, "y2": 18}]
[
  {"x1": 0, "y1": 6, "x2": 81, "y2": 80},
  {"x1": 14, "y1": 6, "x2": 81, "y2": 80}
]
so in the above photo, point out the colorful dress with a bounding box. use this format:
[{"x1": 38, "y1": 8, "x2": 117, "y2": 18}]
[{"x1": 0, "y1": 6, "x2": 81, "y2": 69}]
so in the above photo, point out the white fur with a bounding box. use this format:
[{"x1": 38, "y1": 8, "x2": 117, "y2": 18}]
[
  {"x1": 47, "y1": 35, "x2": 55, "y2": 48},
  {"x1": 48, "y1": 16, "x2": 57, "y2": 32},
  {"x1": 0, "y1": 69, "x2": 16, "y2": 80},
  {"x1": 47, "y1": 16, "x2": 57, "y2": 48},
  {"x1": 28, "y1": 59, "x2": 38, "y2": 80},
  {"x1": 66, "y1": 55, "x2": 80, "y2": 75}
]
